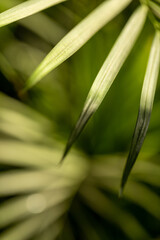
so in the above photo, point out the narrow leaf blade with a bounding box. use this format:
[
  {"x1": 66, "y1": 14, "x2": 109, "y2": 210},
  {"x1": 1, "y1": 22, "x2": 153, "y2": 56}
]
[
  {"x1": 24, "y1": 0, "x2": 132, "y2": 90},
  {"x1": 149, "y1": 0, "x2": 160, "y2": 18},
  {"x1": 61, "y1": 5, "x2": 148, "y2": 163},
  {"x1": 120, "y1": 31, "x2": 160, "y2": 194},
  {"x1": 0, "y1": 0, "x2": 65, "y2": 28}
]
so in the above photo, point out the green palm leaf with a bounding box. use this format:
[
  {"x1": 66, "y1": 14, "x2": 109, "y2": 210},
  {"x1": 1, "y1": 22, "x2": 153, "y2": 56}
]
[
  {"x1": 0, "y1": 0, "x2": 160, "y2": 237},
  {"x1": 120, "y1": 31, "x2": 160, "y2": 195},
  {"x1": 24, "y1": 0, "x2": 132, "y2": 90},
  {"x1": 0, "y1": 0, "x2": 65, "y2": 28},
  {"x1": 149, "y1": 0, "x2": 160, "y2": 18},
  {"x1": 0, "y1": 93, "x2": 160, "y2": 239},
  {"x1": 61, "y1": 5, "x2": 148, "y2": 162},
  {"x1": 80, "y1": 185, "x2": 150, "y2": 239}
]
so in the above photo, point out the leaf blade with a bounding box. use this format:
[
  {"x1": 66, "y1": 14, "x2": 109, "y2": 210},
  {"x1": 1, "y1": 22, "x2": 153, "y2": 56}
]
[
  {"x1": 61, "y1": 5, "x2": 148, "y2": 162},
  {"x1": 24, "y1": 0, "x2": 133, "y2": 90},
  {"x1": 0, "y1": 0, "x2": 66, "y2": 28},
  {"x1": 120, "y1": 31, "x2": 160, "y2": 194},
  {"x1": 149, "y1": 0, "x2": 160, "y2": 18}
]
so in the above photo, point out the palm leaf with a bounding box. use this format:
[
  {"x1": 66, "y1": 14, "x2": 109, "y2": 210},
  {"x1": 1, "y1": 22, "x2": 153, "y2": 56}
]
[
  {"x1": 0, "y1": 0, "x2": 160, "y2": 238},
  {"x1": 0, "y1": 190, "x2": 70, "y2": 228},
  {"x1": 24, "y1": 0, "x2": 132, "y2": 90},
  {"x1": 120, "y1": 31, "x2": 160, "y2": 194},
  {"x1": 0, "y1": 0, "x2": 66, "y2": 28},
  {"x1": 149, "y1": 0, "x2": 160, "y2": 18},
  {"x1": 0, "y1": 92, "x2": 160, "y2": 239},
  {"x1": 0, "y1": 206, "x2": 66, "y2": 240},
  {"x1": 90, "y1": 155, "x2": 160, "y2": 218},
  {"x1": 61, "y1": 5, "x2": 148, "y2": 162},
  {"x1": 80, "y1": 185, "x2": 150, "y2": 239}
]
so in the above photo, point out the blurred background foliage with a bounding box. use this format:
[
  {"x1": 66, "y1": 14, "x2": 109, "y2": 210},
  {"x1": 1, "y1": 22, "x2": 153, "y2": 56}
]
[{"x1": 0, "y1": 0, "x2": 160, "y2": 239}]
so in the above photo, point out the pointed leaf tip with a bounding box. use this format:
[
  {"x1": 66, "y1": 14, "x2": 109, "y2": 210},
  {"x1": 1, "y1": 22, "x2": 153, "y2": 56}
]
[
  {"x1": 61, "y1": 107, "x2": 94, "y2": 162},
  {"x1": 121, "y1": 31, "x2": 160, "y2": 192},
  {"x1": 119, "y1": 187, "x2": 123, "y2": 198},
  {"x1": 62, "y1": 5, "x2": 148, "y2": 162}
]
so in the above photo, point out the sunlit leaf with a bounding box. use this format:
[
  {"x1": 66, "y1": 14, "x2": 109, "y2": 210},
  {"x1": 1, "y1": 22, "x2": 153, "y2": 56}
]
[
  {"x1": 0, "y1": 0, "x2": 66, "y2": 28},
  {"x1": 0, "y1": 107, "x2": 50, "y2": 141},
  {"x1": 0, "y1": 167, "x2": 82, "y2": 196},
  {"x1": 1, "y1": 0, "x2": 160, "y2": 237},
  {"x1": 0, "y1": 140, "x2": 60, "y2": 167},
  {"x1": 0, "y1": 93, "x2": 52, "y2": 127},
  {"x1": 24, "y1": 0, "x2": 132, "y2": 90},
  {"x1": 0, "y1": 170, "x2": 54, "y2": 195},
  {"x1": 0, "y1": 190, "x2": 70, "y2": 228},
  {"x1": 61, "y1": 5, "x2": 148, "y2": 162},
  {"x1": 0, "y1": 205, "x2": 66, "y2": 240},
  {"x1": 120, "y1": 31, "x2": 160, "y2": 195}
]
